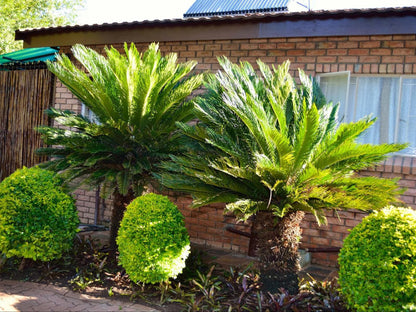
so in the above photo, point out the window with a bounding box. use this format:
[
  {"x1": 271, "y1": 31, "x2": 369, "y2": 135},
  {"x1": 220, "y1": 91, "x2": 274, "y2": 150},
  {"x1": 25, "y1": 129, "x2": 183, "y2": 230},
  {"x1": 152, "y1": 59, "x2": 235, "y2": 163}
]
[
  {"x1": 319, "y1": 73, "x2": 416, "y2": 156},
  {"x1": 81, "y1": 103, "x2": 100, "y2": 124}
]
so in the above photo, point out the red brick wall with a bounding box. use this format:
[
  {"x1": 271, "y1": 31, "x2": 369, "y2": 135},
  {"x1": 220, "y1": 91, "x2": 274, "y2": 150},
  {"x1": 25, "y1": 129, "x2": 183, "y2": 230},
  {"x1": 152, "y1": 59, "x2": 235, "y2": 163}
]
[
  {"x1": 55, "y1": 80, "x2": 82, "y2": 113},
  {"x1": 167, "y1": 193, "x2": 251, "y2": 254},
  {"x1": 54, "y1": 34, "x2": 416, "y2": 266},
  {"x1": 60, "y1": 35, "x2": 416, "y2": 76}
]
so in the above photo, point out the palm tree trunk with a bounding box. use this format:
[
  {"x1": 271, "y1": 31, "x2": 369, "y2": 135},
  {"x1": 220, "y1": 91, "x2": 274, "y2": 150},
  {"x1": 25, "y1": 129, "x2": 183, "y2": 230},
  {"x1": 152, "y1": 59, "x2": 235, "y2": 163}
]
[
  {"x1": 108, "y1": 188, "x2": 135, "y2": 262},
  {"x1": 252, "y1": 210, "x2": 305, "y2": 295}
]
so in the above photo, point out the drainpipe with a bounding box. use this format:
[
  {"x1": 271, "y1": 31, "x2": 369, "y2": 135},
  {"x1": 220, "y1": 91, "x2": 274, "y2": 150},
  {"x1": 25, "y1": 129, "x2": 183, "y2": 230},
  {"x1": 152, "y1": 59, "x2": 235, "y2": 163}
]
[
  {"x1": 304, "y1": 247, "x2": 340, "y2": 253},
  {"x1": 94, "y1": 186, "x2": 100, "y2": 225}
]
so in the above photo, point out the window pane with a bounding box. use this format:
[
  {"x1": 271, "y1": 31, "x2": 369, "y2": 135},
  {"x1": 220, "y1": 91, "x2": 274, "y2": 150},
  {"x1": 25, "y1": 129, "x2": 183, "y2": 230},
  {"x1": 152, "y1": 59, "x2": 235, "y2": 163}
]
[
  {"x1": 319, "y1": 73, "x2": 349, "y2": 123},
  {"x1": 398, "y1": 78, "x2": 416, "y2": 155},
  {"x1": 347, "y1": 77, "x2": 357, "y2": 123},
  {"x1": 81, "y1": 103, "x2": 100, "y2": 124},
  {"x1": 353, "y1": 77, "x2": 399, "y2": 145},
  {"x1": 319, "y1": 73, "x2": 416, "y2": 155}
]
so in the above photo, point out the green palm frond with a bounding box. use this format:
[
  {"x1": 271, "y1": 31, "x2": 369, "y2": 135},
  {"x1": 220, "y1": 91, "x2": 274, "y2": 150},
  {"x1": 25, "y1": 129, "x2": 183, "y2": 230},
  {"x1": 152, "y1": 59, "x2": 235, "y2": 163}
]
[
  {"x1": 38, "y1": 43, "x2": 203, "y2": 196},
  {"x1": 160, "y1": 57, "x2": 406, "y2": 224}
]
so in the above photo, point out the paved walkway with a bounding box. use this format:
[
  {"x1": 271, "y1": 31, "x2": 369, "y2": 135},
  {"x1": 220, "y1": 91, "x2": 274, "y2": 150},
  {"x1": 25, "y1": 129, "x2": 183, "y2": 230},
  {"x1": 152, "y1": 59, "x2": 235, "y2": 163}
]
[{"x1": 0, "y1": 279, "x2": 159, "y2": 312}]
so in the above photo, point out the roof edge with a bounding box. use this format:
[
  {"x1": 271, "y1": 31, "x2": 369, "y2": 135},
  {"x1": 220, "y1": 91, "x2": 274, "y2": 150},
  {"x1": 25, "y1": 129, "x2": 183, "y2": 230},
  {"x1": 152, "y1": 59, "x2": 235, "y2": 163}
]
[{"x1": 16, "y1": 6, "x2": 416, "y2": 40}]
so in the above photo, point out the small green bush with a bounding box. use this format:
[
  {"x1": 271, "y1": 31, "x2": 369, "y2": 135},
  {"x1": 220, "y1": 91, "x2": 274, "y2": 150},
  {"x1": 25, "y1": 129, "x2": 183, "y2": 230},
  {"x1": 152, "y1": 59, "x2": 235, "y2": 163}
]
[
  {"x1": 117, "y1": 193, "x2": 190, "y2": 284},
  {"x1": 0, "y1": 166, "x2": 79, "y2": 261},
  {"x1": 338, "y1": 206, "x2": 416, "y2": 312}
]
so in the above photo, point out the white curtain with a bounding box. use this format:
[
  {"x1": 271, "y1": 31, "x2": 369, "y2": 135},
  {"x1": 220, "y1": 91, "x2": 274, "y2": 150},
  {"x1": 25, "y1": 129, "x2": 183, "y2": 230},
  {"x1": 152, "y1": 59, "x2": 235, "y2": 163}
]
[
  {"x1": 319, "y1": 72, "x2": 349, "y2": 123},
  {"x1": 319, "y1": 74, "x2": 415, "y2": 156},
  {"x1": 352, "y1": 77, "x2": 399, "y2": 145},
  {"x1": 399, "y1": 78, "x2": 416, "y2": 155}
]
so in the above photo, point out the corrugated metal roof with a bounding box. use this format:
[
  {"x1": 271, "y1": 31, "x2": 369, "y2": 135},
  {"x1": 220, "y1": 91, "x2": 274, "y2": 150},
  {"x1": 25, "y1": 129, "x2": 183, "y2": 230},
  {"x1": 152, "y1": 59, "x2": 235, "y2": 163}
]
[
  {"x1": 184, "y1": 0, "x2": 290, "y2": 17},
  {"x1": 0, "y1": 47, "x2": 59, "y2": 65}
]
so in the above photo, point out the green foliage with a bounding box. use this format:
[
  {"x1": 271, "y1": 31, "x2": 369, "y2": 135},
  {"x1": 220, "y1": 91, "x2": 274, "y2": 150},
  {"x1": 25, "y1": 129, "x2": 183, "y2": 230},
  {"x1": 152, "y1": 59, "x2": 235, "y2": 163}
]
[
  {"x1": 0, "y1": 166, "x2": 79, "y2": 262},
  {"x1": 174, "y1": 266, "x2": 225, "y2": 311},
  {"x1": 0, "y1": 0, "x2": 83, "y2": 54},
  {"x1": 163, "y1": 264, "x2": 348, "y2": 311},
  {"x1": 339, "y1": 206, "x2": 416, "y2": 312},
  {"x1": 297, "y1": 275, "x2": 348, "y2": 312},
  {"x1": 38, "y1": 42, "x2": 202, "y2": 258},
  {"x1": 69, "y1": 237, "x2": 108, "y2": 291},
  {"x1": 117, "y1": 193, "x2": 190, "y2": 284},
  {"x1": 37, "y1": 42, "x2": 203, "y2": 197},
  {"x1": 219, "y1": 266, "x2": 348, "y2": 311},
  {"x1": 160, "y1": 57, "x2": 405, "y2": 225}
]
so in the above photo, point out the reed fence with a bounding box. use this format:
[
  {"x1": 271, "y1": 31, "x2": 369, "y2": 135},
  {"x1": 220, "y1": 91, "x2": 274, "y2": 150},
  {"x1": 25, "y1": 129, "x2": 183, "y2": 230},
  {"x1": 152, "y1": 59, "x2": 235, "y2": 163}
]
[{"x1": 0, "y1": 68, "x2": 54, "y2": 180}]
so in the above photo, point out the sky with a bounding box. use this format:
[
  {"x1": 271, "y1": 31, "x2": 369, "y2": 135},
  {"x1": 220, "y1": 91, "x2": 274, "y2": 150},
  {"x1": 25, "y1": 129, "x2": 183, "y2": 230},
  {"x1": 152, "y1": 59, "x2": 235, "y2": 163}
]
[{"x1": 76, "y1": 0, "x2": 416, "y2": 25}]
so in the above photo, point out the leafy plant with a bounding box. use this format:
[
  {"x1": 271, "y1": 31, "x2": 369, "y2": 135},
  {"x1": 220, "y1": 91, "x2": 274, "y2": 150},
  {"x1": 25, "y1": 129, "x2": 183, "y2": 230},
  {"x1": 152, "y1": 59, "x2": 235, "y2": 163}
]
[
  {"x1": 191, "y1": 266, "x2": 225, "y2": 309},
  {"x1": 166, "y1": 264, "x2": 349, "y2": 311},
  {"x1": 70, "y1": 267, "x2": 102, "y2": 291},
  {"x1": 37, "y1": 42, "x2": 203, "y2": 259},
  {"x1": 298, "y1": 275, "x2": 348, "y2": 311},
  {"x1": 339, "y1": 206, "x2": 416, "y2": 312},
  {"x1": 0, "y1": 166, "x2": 79, "y2": 264},
  {"x1": 160, "y1": 57, "x2": 406, "y2": 294},
  {"x1": 223, "y1": 265, "x2": 262, "y2": 310},
  {"x1": 117, "y1": 193, "x2": 190, "y2": 284},
  {"x1": 108, "y1": 287, "x2": 114, "y2": 297},
  {"x1": 223, "y1": 267, "x2": 349, "y2": 311},
  {"x1": 70, "y1": 250, "x2": 107, "y2": 291},
  {"x1": 172, "y1": 266, "x2": 228, "y2": 311}
]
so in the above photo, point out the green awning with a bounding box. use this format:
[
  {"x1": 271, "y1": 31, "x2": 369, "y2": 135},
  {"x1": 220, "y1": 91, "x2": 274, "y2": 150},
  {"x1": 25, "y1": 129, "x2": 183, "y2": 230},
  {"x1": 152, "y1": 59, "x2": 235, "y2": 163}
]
[{"x1": 0, "y1": 47, "x2": 59, "y2": 66}]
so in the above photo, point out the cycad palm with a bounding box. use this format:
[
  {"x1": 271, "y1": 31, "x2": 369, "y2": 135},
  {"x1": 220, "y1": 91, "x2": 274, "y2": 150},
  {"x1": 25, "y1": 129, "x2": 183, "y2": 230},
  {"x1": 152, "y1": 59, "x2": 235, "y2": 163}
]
[
  {"x1": 37, "y1": 43, "x2": 203, "y2": 258},
  {"x1": 160, "y1": 57, "x2": 405, "y2": 293}
]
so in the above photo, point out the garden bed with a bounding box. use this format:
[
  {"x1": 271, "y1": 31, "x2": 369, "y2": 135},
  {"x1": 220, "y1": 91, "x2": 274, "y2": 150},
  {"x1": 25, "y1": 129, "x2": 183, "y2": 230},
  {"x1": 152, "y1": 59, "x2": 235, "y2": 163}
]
[{"x1": 0, "y1": 234, "x2": 347, "y2": 312}]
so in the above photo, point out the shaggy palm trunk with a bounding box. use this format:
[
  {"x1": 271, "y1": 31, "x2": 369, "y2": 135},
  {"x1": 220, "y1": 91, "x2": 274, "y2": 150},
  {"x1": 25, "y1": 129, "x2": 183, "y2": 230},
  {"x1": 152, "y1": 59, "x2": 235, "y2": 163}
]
[
  {"x1": 108, "y1": 188, "x2": 135, "y2": 262},
  {"x1": 252, "y1": 211, "x2": 305, "y2": 295}
]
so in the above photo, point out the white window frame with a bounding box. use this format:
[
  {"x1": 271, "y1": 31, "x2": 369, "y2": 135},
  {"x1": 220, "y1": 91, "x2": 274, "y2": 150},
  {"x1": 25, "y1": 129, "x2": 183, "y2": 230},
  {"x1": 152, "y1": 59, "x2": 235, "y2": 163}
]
[{"x1": 317, "y1": 71, "x2": 350, "y2": 122}]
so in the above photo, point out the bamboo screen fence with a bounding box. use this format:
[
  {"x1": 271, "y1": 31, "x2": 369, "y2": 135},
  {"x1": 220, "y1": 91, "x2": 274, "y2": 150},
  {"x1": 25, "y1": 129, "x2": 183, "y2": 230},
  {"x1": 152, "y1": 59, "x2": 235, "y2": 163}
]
[{"x1": 0, "y1": 68, "x2": 54, "y2": 180}]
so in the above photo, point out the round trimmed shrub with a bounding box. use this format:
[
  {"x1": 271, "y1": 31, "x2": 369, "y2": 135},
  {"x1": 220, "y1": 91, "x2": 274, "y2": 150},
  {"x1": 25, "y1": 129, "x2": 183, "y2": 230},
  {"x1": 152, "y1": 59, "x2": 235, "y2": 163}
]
[
  {"x1": 0, "y1": 166, "x2": 79, "y2": 261},
  {"x1": 117, "y1": 193, "x2": 190, "y2": 284},
  {"x1": 338, "y1": 206, "x2": 416, "y2": 312}
]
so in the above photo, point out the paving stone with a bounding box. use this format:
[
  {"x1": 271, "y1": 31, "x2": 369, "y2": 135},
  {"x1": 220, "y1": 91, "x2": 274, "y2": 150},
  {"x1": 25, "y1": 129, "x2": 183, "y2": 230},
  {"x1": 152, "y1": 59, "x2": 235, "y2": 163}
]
[{"x1": 0, "y1": 279, "x2": 159, "y2": 312}]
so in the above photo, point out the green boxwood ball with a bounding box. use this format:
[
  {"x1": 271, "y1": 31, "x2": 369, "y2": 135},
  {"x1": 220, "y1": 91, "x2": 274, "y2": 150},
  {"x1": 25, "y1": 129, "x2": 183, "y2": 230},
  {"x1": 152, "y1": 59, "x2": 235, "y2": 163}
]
[
  {"x1": 0, "y1": 166, "x2": 79, "y2": 262},
  {"x1": 117, "y1": 193, "x2": 190, "y2": 284},
  {"x1": 338, "y1": 206, "x2": 416, "y2": 312}
]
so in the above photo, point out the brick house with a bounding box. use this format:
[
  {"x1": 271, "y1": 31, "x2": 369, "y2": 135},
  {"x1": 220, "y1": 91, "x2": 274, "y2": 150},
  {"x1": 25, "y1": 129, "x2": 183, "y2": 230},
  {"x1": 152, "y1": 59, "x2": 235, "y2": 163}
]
[{"x1": 15, "y1": 7, "x2": 416, "y2": 266}]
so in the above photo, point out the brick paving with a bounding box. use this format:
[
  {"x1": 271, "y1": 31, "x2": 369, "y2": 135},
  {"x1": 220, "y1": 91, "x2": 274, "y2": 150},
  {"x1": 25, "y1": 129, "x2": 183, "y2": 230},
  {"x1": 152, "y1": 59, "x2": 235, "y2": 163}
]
[{"x1": 0, "y1": 279, "x2": 159, "y2": 312}]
